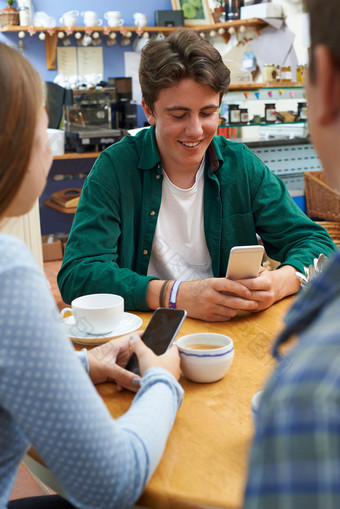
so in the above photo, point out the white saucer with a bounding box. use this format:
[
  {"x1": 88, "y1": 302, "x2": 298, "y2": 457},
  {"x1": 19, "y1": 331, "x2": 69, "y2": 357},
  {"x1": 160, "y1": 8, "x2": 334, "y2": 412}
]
[{"x1": 62, "y1": 312, "x2": 143, "y2": 346}]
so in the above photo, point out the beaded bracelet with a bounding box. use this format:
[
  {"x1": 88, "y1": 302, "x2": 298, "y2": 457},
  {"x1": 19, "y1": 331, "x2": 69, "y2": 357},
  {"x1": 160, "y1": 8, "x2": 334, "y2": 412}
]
[{"x1": 159, "y1": 280, "x2": 172, "y2": 308}]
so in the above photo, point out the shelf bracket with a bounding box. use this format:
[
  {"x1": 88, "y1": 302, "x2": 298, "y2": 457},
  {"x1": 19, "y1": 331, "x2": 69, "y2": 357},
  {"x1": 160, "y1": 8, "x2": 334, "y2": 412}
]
[{"x1": 45, "y1": 32, "x2": 58, "y2": 70}]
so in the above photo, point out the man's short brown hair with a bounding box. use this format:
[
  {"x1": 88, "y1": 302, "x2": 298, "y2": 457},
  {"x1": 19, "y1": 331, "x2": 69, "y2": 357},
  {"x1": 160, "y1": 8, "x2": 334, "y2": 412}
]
[
  {"x1": 306, "y1": 0, "x2": 340, "y2": 79},
  {"x1": 139, "y1": 28, "x2": 230, "y2": 112}
]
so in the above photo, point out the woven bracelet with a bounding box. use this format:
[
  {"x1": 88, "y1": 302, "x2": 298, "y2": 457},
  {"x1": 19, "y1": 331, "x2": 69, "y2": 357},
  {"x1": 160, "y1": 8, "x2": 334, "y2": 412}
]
[{"x1": 169, "y1": 280, "x2": 183, "y2": 309}]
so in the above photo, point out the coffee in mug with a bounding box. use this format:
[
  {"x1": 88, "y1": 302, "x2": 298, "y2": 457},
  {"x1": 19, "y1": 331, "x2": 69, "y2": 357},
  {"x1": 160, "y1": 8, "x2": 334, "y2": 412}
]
[{"x1": 186, "y1": 344, "x2": 223, "y2": 350}]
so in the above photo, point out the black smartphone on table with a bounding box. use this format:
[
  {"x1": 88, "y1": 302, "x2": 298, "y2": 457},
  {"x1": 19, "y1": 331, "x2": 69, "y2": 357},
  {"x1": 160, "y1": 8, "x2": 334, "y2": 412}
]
[{"x1": 125, "y1": 307, "x2": 187, "y2": 375}]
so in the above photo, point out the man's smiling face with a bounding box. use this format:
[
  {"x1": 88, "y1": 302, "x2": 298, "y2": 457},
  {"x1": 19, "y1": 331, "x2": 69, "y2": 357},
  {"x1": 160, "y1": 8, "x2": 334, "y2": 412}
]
[{"x1": 142, "y1": 78, "x2": 220, "y2": 177}]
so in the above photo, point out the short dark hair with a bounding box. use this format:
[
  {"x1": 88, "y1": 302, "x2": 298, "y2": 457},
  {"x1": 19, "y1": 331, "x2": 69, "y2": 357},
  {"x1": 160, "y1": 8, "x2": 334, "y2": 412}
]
[
  {"x1": 139, "y1": 28, "x2": 230, "y2": 112},
  {"x1": 306, "y1": 0, "x2": 340, "y2": 80}
]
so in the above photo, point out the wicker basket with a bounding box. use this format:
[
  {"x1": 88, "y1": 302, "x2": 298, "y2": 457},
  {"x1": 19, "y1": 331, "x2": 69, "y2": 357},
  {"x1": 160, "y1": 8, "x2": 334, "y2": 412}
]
[
  {"x1": 316, "y1": 221, "x2": 340, "y2": 248},
  {"x1": 0, "y1": 10, "x2": 19, "y2": 27},
  {"x1": 304, "y1": 171, "x2": 340, "y2": 221}
]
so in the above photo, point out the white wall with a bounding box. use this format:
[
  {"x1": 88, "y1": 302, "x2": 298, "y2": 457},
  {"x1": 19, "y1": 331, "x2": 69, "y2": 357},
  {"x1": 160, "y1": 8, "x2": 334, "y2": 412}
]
[
  {"x1": 272, "y1": 0, "x2": 309, "y2": 64},
  {"x1": 208, "y1": 0, "x2": 309, "y2": 64}
]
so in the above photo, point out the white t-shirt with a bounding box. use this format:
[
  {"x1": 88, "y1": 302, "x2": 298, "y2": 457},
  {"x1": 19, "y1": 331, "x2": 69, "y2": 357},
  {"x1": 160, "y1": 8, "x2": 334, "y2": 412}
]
[{"x1": 147, "y1": 158, "x2": 213, "y2": 281}]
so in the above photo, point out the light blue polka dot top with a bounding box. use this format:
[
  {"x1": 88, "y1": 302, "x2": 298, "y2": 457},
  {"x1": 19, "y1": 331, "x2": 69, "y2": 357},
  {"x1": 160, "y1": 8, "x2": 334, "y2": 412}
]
[{"x1": 0, "y1": 234, "x2": 183, "y2": 509}]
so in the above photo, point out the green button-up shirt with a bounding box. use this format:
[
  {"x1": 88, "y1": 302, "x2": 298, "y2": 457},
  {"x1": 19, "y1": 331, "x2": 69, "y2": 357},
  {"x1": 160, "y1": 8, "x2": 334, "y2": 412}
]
[{"x1": 58, "y1": 126, "x2": 336, "y2": 309}]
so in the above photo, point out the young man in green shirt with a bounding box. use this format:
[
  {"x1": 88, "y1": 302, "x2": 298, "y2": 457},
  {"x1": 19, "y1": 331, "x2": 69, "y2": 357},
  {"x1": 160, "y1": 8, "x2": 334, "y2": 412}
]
[{"x1": 58, "y1": 29, "x2": 335, "y2": 322}]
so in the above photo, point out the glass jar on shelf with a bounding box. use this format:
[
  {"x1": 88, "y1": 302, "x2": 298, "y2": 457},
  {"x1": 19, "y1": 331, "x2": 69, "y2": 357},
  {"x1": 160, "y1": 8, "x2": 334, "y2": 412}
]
[
  {"x1": 263, "y1": 64, "x2": 276, "y2": 82},
  {"x1": 228, "y1": 104, "x2": 241, "y2": 124},
  {"x1": 274, "y1": 65, "x2": 281, "y2": 82},
  {"x1": 280, "y1": 65, "x2": 292, "y2": 83},
  {"x1": 265, "y1": 103, "x2": 277, "y2": 123},
  {"x1": 240, "y1": 108, "x2": 249, "y2": 124},
  {"x1": 297, "y1": 64, "x2": 307, "y2": 83},
  {"x1": 297, "y1": 102, "x2": 308, "y2": 120},
  {"x1": 18, "y1": 6, "x2": 30, "y2": 25}
]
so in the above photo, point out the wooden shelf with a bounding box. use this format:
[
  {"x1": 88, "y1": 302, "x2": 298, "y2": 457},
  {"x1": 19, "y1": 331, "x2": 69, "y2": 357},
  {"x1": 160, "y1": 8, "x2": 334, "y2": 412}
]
[
  {"x1": 0, "y1": 18, "x2": 267, "y2": 33},
  {"x1": 228, "y1": 82, "x2": 304, "y2": 91},
  {"x1": 53, "y1": 152, "x2": 100, "y2": 160},
  {"x1": 0, "y1": 19, "x2": 268, "y2": 70},
  {"x1": 220, "y1": 120, "x2": 307, "y2": 128}
]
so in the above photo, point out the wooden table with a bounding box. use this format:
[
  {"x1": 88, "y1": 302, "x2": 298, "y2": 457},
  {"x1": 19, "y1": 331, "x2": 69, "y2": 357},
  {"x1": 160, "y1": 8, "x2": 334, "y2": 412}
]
[
  {"x1": 99, "y1": 297, "x2": 293, "y2": 509},
  {"x1": 26, "y1": 297, "x2": 293, "y2": 509}
]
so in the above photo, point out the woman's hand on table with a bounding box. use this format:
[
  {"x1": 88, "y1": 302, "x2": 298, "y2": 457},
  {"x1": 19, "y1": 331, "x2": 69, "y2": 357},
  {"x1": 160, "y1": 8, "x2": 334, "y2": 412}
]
[
  {"x1": 87, "y1": 331, "x2": 181, "y2": 391},
  {"x1": 87, "y1": 333, "x2": 143, "y2": 392}
]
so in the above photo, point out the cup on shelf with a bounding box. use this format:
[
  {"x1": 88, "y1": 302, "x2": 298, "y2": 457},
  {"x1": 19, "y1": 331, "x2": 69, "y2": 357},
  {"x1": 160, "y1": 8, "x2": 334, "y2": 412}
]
[
  {"x1": 59, "y1": 10, "x2": 79, "y2": 28},
  {"x1": 33, "y1": 11, "x2": 49, "y2": 27},
  {"x1": 133, "y1": 12, "x2": 147, "y2": 28},
  {"x1": 81, "y1": 10, "x2": 103, "y2": 28},
  {"x1": 104, "y1": 11, "x2": 124, "y2": 27}
]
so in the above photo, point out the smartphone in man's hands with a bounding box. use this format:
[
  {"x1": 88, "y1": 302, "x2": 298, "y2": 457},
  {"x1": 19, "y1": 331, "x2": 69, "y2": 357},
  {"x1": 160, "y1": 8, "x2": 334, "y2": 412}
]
[
  {"x1": 125, "y1": 307, "x2": 187, "y2": 375},
  {"x1": 226, "y1": 245, "x2": 264, "y2": 280}
]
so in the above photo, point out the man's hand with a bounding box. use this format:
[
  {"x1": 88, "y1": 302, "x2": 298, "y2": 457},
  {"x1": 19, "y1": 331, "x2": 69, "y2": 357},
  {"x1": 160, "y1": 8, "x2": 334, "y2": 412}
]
[
  {"x1": 176, "y1": 266, "x2": 299, "y2": 321},
  {"x1": 238, "y1": 265, "x2": 300, "y2": 311},
  {"x1": 176, "y1": 278, "x2": 257, "y2": 321}
]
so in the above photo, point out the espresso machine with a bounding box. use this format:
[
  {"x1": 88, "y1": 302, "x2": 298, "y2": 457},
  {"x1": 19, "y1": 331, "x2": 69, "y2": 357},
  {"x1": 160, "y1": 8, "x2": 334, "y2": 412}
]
[
  {"x1": 108, "y1": 77, "x2": 138, "y2": 130},
  {"x1": 64, "y1": 78, "x2": 137, "y2": 153}
]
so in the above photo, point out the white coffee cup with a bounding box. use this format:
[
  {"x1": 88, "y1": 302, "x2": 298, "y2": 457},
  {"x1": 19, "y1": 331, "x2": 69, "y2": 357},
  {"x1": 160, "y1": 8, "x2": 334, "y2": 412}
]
[
  {"x1": 176, "y1": 333, "x2": 234, "y2": 383},
  {"x1": 60, "y1": 293, "x2": 124, "y2": 335},
  {"x1": 133, "y1": 12, "x2": 147, "y2": 27},
  {"x1": 104, "y1": 11, "x2": 124, "y2": 27},
  {"x1": 251, "y1": 390, "x2": 264, "y2": 425},
  {"x1": 59, "y1": 10, "x2": 79, "y2": 28},
  {"x1": 81, "y1": 10, "x2": 103, "y2": 27}
]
